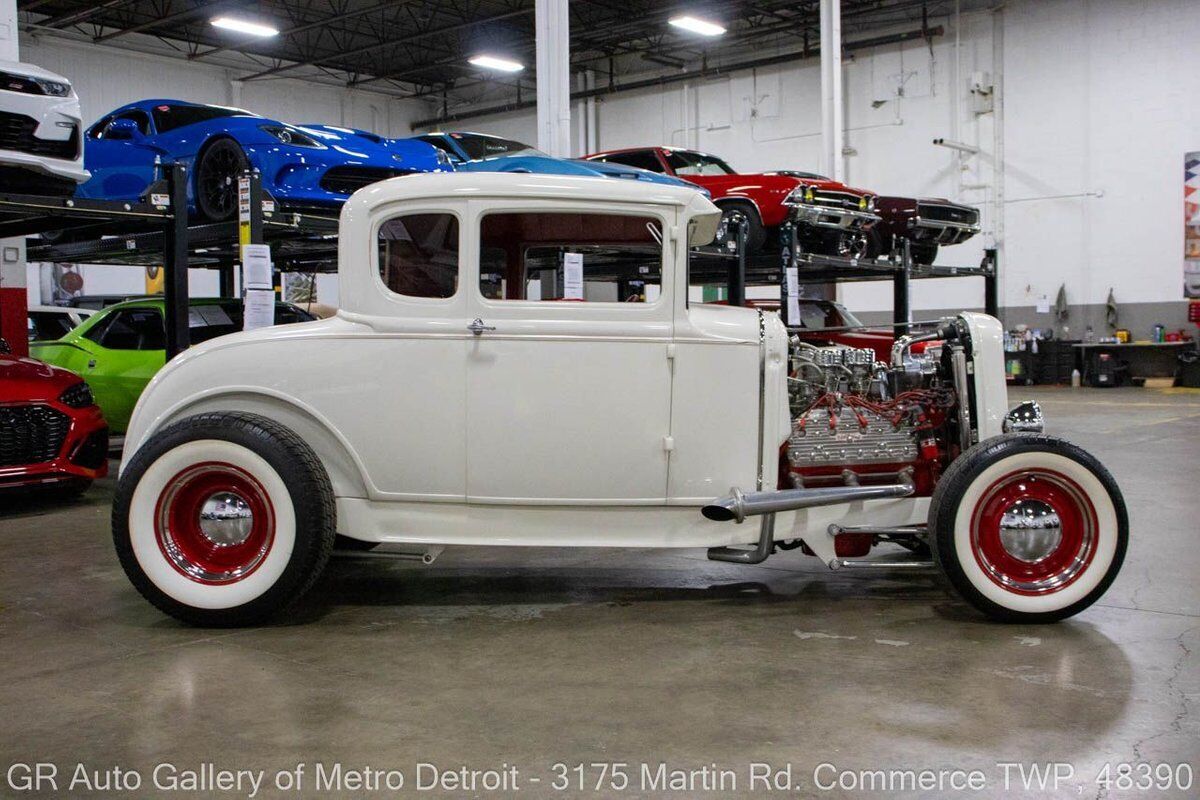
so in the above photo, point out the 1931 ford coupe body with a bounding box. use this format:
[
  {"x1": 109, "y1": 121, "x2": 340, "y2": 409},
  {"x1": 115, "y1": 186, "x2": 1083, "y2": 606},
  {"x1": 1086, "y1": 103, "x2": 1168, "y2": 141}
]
[{"x1": 114, "y1": 173, "x2": 1126, "y2": 626}]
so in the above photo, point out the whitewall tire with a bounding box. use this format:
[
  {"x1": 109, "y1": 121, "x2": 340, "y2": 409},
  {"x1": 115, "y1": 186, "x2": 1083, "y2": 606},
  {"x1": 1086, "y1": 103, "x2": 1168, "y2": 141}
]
[
  {"x1": 929, "y1": 435, "x2": 1127, "y2": 623},
  {"x1": 113, "y1": 413, "x2": 336, "y2": 626}
]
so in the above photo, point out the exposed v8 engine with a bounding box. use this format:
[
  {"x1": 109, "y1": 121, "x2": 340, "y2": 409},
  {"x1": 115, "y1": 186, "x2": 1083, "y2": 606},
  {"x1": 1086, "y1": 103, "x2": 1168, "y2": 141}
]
[{"x1": 786, "y1": 338, "x2": 957, "y2": 496}]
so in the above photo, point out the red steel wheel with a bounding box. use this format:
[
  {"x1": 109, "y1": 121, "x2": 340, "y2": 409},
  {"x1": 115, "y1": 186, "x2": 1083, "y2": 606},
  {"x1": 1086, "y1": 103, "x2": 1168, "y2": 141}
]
[
  {"x1": 929, "y1": 435, "x2": 1127, "y2": 623},
  {"x1": 154, "y1": 462, "x2": 275, "y2": 585}
]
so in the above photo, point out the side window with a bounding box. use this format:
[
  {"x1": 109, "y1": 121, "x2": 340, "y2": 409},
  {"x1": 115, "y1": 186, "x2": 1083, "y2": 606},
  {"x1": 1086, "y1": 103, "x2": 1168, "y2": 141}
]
[
  {"x1": 416, "y1": 136, "x2": 462, "y2": 162},
  {"x1": 93, "y1": 309, "x2": 165, "y2": 350},
  {"x1": 378, "y1": 213, "x2": 459, "y2": 299},
  {"x1": 598, "y1": 151, "x2": 665, "y2": 173},
  {"x1": 95, "y1": 111, "x2": 151, "y2": 139},
  {"x1": 479, "y1": 212, "x2": 663, "y2": 303}
]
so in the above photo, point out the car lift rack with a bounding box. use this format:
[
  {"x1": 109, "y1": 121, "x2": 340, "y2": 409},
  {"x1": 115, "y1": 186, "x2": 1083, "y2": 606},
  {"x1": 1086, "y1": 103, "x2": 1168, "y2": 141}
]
[
  {"x1": 6, "y1": 171, "x2": 997, "y2": 360},
  {"x1": 689, "y1": 212, "x2": 998, "y2": 335},
  {"x1": 6, "y1": 165, "x2": 338, "y2": 360}
]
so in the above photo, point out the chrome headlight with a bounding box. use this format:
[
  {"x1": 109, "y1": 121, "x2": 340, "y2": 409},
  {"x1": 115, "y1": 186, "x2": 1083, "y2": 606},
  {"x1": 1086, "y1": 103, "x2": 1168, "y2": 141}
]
[
  {"x1": 260, "y1": 125, "x2": 327, "y2": 149},
  {"x1": 59, "y1": 381, "x2": 95, "y2": 409},
  {"x1": 34, "y1": 78, "x2": 71, "y2": 97},
  {"x1": 864, "y1": 195, "x2": 876, "y2": 212},
  {"x1": 786, "y1": 185, "x2": 815, "y2": 205}
]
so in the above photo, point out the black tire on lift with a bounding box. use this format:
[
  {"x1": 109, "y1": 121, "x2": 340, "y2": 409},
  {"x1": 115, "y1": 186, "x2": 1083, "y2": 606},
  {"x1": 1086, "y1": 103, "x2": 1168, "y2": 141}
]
[{"x1": 194, "y1": 138, "x2": 250, "y2": 222}]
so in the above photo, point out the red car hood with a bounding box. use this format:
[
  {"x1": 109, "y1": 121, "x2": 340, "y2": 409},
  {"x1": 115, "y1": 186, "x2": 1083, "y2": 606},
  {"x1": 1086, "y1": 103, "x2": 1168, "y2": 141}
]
[{"x1": 0, "y1": 354, "x2": 80, "y2": 402}]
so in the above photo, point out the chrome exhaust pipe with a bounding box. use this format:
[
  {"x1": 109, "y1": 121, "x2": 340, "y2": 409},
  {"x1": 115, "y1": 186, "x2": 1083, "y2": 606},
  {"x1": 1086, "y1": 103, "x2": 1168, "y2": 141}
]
[{"x1": 702, "y1": 482, "x2": 915, "y2": 524}]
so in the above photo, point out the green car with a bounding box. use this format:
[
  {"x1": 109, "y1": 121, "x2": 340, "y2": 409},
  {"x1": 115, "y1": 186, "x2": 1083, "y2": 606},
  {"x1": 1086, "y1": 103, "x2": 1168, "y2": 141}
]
[{"x1": 31, "y1": 297, "x2": 317, "y2": 433}]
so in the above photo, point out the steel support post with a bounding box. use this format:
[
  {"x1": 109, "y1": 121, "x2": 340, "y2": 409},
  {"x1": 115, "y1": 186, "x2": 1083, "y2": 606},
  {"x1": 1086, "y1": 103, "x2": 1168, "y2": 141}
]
[
  {"x1": 163, "y1": 163, "x2": 190, "y2": 360},
  {"x1": 535, "y1": 0, "x2": 571, "y2": 157}
]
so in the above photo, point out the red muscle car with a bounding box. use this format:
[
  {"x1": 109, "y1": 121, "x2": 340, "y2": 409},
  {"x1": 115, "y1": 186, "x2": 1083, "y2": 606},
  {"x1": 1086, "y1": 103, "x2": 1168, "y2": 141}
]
[
  {"x1": 1, "y1": 340, "x2": 109, "y2": 495},
  {"x1": 584, "y1": 148, "x2": 878, "y2": 257}
]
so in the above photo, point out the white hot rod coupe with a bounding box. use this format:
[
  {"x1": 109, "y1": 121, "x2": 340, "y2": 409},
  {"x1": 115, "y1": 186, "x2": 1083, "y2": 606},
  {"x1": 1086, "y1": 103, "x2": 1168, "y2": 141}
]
[{"x1": 114, "y1": 173, "x2": 1127, "y2": 626}]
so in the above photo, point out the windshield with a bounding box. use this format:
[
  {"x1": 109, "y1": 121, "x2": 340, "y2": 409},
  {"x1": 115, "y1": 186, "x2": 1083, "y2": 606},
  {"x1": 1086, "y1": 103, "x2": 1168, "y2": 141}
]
[
  {"x1": 450, "y1": 133, "x2": 545, "y2": 161},
  {"x1": 151, "y1": 104, "x2": 250, "y2": 134},
  {"x1": 666, "y1": 150, "x2": 735, "y2": 176},
  {"x1": 794, "y1": 300, "x2": 863, "y2": 330}
]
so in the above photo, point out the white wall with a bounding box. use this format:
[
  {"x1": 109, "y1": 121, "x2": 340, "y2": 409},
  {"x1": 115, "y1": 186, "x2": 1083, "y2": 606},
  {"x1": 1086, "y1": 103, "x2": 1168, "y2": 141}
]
[{"x1": 430, "y1": 0, "x2": 1196, "y2": 326}]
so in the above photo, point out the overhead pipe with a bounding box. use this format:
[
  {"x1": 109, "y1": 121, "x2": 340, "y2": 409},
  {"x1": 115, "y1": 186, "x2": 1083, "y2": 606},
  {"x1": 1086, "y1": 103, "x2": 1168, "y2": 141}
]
[{"x1": 409, "y1": 26, "x2": 944, "y2": 129}]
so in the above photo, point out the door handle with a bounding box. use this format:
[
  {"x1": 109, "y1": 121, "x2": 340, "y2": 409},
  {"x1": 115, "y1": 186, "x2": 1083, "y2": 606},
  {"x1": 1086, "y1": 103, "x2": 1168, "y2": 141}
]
[{"x1": 467, "y1": 318, "x2": 496, "y2": 336}]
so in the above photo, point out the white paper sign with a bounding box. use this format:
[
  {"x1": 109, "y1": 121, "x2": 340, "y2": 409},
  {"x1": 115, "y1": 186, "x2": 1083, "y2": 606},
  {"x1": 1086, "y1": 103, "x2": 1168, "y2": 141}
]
[
  {"x1": 242, "y1": 244, "x2": 273, "y2": 289},
  {"x1": 563, "y1": 252, "x2": 584, "y2": 300},
  {"x1": 786, "y1": 266, "x2": 801, "y2": 324},
  {"x1": 243, "y1": 288, "x2": 275, "y2": 331},
  {"x1": 1035, "y1": 295, "x2": 1050, "y2": 314}
]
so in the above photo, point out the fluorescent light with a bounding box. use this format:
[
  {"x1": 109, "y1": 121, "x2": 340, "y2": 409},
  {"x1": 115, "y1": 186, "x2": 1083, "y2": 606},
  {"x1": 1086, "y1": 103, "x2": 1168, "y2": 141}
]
[
  {"x1": 468, "y1": 55, "x2": 524, "y2": 73},
  {"x1": 669, "y1": 15, "x2": 726, "y2": 37},
  {"x1": 211, "y1": 16, "x2": 279, "y2": 37}
]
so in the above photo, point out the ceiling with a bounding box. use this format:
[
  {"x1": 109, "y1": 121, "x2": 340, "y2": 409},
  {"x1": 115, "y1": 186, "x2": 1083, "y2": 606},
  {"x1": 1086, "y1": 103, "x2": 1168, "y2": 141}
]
[{"x1": 18, "y1": 1, "x2": 992, "y2": 118}]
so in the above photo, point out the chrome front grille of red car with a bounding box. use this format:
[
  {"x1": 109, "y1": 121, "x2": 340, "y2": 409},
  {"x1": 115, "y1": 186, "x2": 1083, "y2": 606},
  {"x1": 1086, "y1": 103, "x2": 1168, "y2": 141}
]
[
  {"x1": 0, "y1": 404, "x2": 70, "y2": 466},
  {"x1": 0, "y1": 112, "x2": 79, "y2": 160},
  {"x1": 811, "y1": 190, "x2": 863, "y2": 210},
  {"x1": 917, "y1": 202, "x2": 979, "y2": 226}
]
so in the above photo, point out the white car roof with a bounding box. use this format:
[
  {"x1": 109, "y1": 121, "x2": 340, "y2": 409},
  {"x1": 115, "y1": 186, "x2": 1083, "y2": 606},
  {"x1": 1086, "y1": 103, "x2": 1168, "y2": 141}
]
[
  {"x1": 0, "y1": 59, "x2": 73, "y2": 85},
  {"x1": 342, "y1": 171, "x2": 717, "y2": 217}
]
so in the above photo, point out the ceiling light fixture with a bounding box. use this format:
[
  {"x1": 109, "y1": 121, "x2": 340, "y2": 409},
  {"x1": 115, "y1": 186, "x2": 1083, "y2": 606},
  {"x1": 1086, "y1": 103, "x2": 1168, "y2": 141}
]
[
  {"x1": 211, "y1": 16, "x2": 279, "y2": 37},
  {"x1": 668, "y1": 15, "x2": 726, "y2": 37},
  {"x1": 667, "y1": 15, "x2": 720, "y2": 37},
  {"x1": 468, "y1": 55, "x2": 525, "y2": 73}
]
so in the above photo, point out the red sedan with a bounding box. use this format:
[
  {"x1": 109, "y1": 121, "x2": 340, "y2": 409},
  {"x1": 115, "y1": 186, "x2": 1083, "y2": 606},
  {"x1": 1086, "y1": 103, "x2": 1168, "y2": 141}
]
[
  {"x1": 583, "y1": 146, "x2": 878, "y2": 257},
  {"x1": 1, "y1": 341, "x2": 109, "y2": 495}
]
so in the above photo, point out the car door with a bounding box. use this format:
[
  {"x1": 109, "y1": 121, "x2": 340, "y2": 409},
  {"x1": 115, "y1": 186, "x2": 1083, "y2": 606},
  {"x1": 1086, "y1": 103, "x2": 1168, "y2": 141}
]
[
  {"x1": 464, "y1": 200, "x2": 674, "y2": 503},
  {"x1": 82, "y1": 110, "x2": 162, "y2": 201},
  {"x1": 76, "y1": 307, "x2": 165, "y2": 431},
  {"x1": 308, "y1": 206, "x2": 469, "y2": 500}
]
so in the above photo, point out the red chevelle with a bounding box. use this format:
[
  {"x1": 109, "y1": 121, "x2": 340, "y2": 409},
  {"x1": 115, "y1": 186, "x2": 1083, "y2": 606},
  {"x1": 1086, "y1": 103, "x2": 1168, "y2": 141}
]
[
  {"x1": 584, "y1": 147, "x2": 879, "y2": 257},
  {"x1": 1, "y1": 341, "x2": 108, "y2": 495}
]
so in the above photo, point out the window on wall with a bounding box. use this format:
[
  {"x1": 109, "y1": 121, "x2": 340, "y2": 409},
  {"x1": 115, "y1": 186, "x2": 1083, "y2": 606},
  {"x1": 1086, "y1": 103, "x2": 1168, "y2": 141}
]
[
  {"x1": 478, "y1": 212, "x2": 663, "y2": 303},
  {"x1": 378, "y1": 213, "x2": 460, "y2": 299}
]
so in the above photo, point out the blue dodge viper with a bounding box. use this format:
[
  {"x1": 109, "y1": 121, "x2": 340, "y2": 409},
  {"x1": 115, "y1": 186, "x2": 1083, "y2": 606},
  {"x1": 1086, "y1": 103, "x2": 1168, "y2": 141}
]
[
  {"x1": 76, "y1": 100, "x2": 451, "y2": 220},
  {"x1": 414, "y1": 131, "x2": 707, "y2": 195}
]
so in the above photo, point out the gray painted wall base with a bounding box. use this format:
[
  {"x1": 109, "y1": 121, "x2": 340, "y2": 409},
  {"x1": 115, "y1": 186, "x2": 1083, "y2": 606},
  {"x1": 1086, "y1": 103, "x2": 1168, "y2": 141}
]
[{"x1": 856, "y1": 301, "x2": 1194, "y2": 340}]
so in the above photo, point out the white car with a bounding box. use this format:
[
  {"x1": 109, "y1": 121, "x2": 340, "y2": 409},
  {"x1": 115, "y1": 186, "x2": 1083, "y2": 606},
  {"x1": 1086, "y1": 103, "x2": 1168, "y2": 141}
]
[
  {"x1": 27, "y1": 304, "x2": 94, "y2": 341},
  {"x1": 114, "y1": 173, "x2": 1127, "y2": 626},
  {"x1": 0, "y1": 59, "x2": 89, "y2": 195}
]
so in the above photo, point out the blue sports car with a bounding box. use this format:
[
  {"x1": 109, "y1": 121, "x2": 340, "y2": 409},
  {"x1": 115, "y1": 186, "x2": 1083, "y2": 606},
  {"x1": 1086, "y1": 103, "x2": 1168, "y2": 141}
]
[
  {"x1": 77, "y1": 100, "x2": 451, "y2": 220},
  {"x1": 414, "y1": 131, "x2": 708, "y2": 195}
]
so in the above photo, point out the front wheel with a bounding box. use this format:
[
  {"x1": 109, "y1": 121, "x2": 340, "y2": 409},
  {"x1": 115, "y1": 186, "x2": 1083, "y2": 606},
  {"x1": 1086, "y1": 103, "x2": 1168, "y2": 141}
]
[
  {"x1": 928, "y1": 435, "x2": 1127, "y2": 623},
  {"x1": 113, "y1": 412, "x2": 336, "y2": 626},
  {"x1": 195, "y1": 138, "x2": 250, "y2": 221}
]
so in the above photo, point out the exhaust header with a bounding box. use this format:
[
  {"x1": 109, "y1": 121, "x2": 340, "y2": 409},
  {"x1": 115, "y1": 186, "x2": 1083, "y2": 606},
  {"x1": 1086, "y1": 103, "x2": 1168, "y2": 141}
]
[{"x1": 702, "y1": 482, "x2": 915, "y2": 524}]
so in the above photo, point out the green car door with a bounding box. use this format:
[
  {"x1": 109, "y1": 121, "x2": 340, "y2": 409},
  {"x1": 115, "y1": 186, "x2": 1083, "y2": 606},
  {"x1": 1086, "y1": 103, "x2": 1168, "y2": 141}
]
[{"x1": 32, "y1": 305, "x2": 166, "y2": 433}]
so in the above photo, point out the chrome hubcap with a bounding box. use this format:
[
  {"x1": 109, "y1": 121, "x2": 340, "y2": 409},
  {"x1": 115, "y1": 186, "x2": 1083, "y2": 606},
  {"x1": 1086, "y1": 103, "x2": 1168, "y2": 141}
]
[
  {"x1": 198, "y1": 491, "x2": 255, "y2": 547},
  {"x1": 998, "y1": 499, "x2": 1062, "y2": 564}
]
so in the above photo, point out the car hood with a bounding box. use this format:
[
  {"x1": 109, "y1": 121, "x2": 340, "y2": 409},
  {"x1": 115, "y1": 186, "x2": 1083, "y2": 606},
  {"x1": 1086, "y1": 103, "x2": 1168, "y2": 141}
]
[
  {"x1": 0, "y1": 58, "x2": 71, "y2": 84},
  {"x1": 298, "y1": 124, "x2": 447, "y2": 168},
  {"x1": 0, "y1": 353, "x2": 80, "y2": 400}
]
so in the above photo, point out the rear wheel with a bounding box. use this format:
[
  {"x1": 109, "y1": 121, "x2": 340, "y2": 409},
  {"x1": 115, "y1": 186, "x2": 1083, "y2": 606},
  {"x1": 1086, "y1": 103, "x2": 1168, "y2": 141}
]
[
  {"x1": 929, "y1": 434, "x2": 1127, "y2": 623},
  {"x1": 195, "y1": 138, "x2": 249, "y2": 221},
  {"x1": 113, "y1": 412, "x2": 336, "y2": 626}
]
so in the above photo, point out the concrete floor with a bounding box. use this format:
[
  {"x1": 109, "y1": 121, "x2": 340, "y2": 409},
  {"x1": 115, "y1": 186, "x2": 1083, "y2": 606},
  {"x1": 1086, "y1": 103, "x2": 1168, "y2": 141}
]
[{"x1": 1, "y1": 386, "x2": 1197, "y2": 799}]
